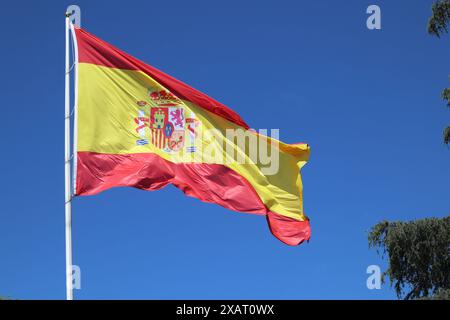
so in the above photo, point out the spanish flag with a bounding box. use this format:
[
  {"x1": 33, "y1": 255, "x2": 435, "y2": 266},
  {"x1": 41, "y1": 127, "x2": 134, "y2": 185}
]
[{"x1": 73, "y1": 27, "x2": 311, "y2": 246}]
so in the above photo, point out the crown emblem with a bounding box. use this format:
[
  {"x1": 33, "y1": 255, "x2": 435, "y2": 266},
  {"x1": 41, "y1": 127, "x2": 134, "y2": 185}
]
[{"x1": 149, "y1": 90, "x2": 181, "y2": 107}]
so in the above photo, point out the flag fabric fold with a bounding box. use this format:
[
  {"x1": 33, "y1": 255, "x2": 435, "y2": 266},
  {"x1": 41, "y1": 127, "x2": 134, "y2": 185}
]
[{"x1": 73, "y1": 26, "x2": 311, "y2": 246}]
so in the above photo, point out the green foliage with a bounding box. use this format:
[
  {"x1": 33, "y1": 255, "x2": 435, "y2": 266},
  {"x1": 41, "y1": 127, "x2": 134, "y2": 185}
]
[
  {"x1": 419, "y1": 288, "x2": 450, "y2": 300},
  {"x1": 428, "y1": 0, "x2": 450, "y2": 37},
  {"x1": 444, "y1": 86, "x2": 450, "y2": 144},
  {"x1": 428, "y1": 2, "x2": 450, "y2": 144},
  {"x1": 442, "y1": 87, "x2": 450, "y2": 107},
  {"x1": 368, "y1": 217, "x2": 450, "y2": 300},
  {"x1": 444, "y1": 126, "x2": 450, "y2": 145}
]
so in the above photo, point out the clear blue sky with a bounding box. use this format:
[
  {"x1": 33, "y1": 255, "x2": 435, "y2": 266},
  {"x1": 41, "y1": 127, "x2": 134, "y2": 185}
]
[{"x1": 0, "y1": 0, "x2": 448, "y2": 299}]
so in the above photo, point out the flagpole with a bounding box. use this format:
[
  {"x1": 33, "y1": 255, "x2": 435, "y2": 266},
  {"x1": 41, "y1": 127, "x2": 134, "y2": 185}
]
[{"x1": 65, "y1": 11, "x2": 74, "y2": 301}]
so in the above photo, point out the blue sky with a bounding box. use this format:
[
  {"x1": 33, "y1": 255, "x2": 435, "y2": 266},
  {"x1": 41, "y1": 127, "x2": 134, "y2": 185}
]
[{"x1": 0, "y1": 0, "x2": 449, "y2": 299}]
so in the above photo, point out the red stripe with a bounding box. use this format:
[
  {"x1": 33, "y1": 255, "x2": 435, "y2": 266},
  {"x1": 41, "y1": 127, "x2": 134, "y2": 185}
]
[
  {"x1": 76, "y1": 151, "x2": 310, "y2": 246},
  {"x1": 74, "y1": 27, "x2": 249, "y2": 129}
]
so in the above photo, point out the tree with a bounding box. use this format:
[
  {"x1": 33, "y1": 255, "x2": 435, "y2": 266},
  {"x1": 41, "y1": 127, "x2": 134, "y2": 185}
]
[
  {"x1": 427, "y1": 0, "x2": 450, "y2": 144},
  {"x1": 368, "y1": 217, "x2": 450, "y2": 299},
  {"x1": 368, "y1": 3, "x2": 450, "y2": 300},
  {"x1": 428, "y1": 0, "x2": 450, "y2": 36}
]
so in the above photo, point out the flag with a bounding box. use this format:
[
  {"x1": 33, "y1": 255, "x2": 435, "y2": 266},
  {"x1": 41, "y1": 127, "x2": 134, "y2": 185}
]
[{"x1": 72, "y1": 27, "x2": 311, "y2": 246}]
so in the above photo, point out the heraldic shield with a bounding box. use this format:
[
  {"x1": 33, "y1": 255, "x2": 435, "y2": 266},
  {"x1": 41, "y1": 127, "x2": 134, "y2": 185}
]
[
  {"x1": 133, "y1": 89, "x2": 201, "y2": 154},
  {"x1": 150, "y1": 106, "x2": 185, "y2": 152}
]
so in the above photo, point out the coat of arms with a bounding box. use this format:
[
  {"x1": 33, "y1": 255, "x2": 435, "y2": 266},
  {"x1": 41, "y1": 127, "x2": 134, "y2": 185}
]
[{"x1": 133, "y1": 90, "x2": 200, "y2": 153}]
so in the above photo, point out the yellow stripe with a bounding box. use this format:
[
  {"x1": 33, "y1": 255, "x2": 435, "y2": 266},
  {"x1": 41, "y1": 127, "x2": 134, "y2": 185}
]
[{"x1": 77, "y1": 63, "x2": 310, "y2": 220}]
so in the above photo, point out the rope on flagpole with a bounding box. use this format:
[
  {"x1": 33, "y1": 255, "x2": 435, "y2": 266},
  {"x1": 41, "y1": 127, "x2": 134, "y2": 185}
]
[{"x1": 65, "y1": 11, "x2": 76, "y2": 75}]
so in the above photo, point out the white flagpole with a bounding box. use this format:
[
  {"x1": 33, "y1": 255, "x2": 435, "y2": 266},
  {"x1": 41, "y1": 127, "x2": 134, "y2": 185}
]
[{"x1": 64, "y1": 12, "x2": 74, "y2": 301}]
